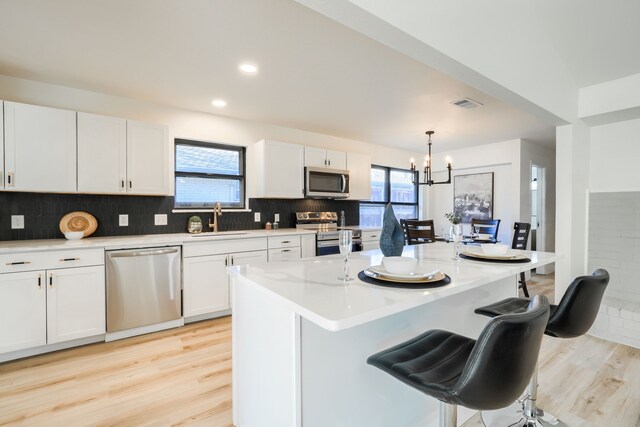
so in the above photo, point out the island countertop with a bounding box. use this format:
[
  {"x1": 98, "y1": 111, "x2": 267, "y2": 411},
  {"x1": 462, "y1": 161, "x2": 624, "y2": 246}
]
[{"x1": 228, "y1": 242, "x2": 558, "y2": 332}]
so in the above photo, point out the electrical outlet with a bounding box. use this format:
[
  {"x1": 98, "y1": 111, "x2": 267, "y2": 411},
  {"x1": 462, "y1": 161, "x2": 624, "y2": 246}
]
[
  {"x1": 11, "y1": 215, "x2": 24, "y2": 229},
  {"x1": 274, "y1": 213, "x2": 280, "y2": 222},
  {"x1": 254, "y1": 212, "x2": 261, "y2": 222},
  {"x1": 119, "y1": 214, "x2": 129, "y2": 226},
  {"x1": 154, "y1": 214, "x2": 168, "y2": 226}
]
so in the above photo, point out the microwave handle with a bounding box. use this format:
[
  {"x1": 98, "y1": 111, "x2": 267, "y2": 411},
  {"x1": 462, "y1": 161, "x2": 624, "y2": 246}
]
[{"x1": 341, "y1": 175, "x2": 346, "y2": 192}]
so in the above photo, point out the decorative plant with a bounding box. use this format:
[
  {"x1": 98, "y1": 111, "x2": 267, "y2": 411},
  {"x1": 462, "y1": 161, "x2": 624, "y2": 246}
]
[
  {"x1": 445, "y1": 212, "x2": 461, "y2": 225},
  {"x1": 188, "y1": 215, "x2": 202, "y2": 223}
]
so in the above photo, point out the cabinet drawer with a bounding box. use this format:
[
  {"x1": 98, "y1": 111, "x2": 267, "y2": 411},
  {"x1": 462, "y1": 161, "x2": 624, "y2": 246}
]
[
  {"x1": 268, "y1": 247, "x2": 301, "y2": 262},
  {"x1": 268, "y1": 235, "x2": 301, "y2": 249},
  {"x1": 0, "y1": 249, "x2": 104, "y2": 273},
  {"x1": 362, "y1": 230, "x2": 381, "y2": 241},
  {"x1": 184, "y1": 238, "x2": 268, "y2": 258}
]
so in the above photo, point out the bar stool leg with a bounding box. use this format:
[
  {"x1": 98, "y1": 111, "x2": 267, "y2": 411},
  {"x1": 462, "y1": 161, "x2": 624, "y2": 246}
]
[
  {"x1": 481, "y1": 364, "x2": 569, "y2": 427},
  {"x1": 440, "y1": 402, "x2": 457, "y2": 427}
]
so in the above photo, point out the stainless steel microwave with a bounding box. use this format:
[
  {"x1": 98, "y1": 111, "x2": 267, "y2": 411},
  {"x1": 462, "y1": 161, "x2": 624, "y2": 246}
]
[{"x1": 304, "y1": 167, "x2": 350, "y2": 198}]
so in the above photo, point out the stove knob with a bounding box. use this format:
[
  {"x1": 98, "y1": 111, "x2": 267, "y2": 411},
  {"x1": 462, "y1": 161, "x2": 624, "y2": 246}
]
[{"x1": 303, "y1": 213, "x2": 309, "y2": 219}]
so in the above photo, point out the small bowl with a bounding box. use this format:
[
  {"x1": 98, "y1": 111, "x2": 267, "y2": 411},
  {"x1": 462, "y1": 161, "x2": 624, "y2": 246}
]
[
  {"x1": 64, "y1": 231, "x2": 84, "y2": 240},
  {"x1": 382, "y1": 256, "x2": 418, "y2": 275},
  {"x1": 480, "y1": 243, "x2": 509, "y2": 256}
]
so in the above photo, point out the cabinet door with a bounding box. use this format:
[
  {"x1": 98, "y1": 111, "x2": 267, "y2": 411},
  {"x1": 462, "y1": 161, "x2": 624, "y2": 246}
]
[
  {"x1": 257, "y1": 140, "x2": 304, "y2": 198},
  {"x1": 77, "y1": 112, "x2": 127, "y2": 193},
  {"x1": 301, "y1": 234, "x2": 316, "y2": 258},
  {"x1": 4, "y1": 102, "x2": 77, "y2": 193},
  {"x1": 183, "y1": 254, "x2": 230, "y2": 317},
  {"x1": 304, "y1": 146, "x2": 327, "y2": 167},
  {"x1": 0, "y1": 270, "x2": 46, "y2": 354},
  {"x1": 126, "y1": 120, "x2": 170, "y2": 195},
  {"x1": 326, "y1": 149, "x2": 347, "y2": 170},
  {"x1": 229, "y1": 250, "x2": 268, "y2": 267},
  {"x1": 46, "y1": 265, "x2": 106, "y2": 344},
  {"x1": 346, "y1": 152, "x2": 372, "y2": 200}
]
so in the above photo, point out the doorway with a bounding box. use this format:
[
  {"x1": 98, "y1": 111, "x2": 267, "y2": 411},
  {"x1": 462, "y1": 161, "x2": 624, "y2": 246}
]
[{"x1": 531, "y1": 164, "x2": 549, "y2": 273}]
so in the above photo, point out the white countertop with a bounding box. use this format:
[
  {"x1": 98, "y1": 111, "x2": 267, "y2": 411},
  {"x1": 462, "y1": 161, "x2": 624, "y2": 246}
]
[
  {"x1": 228, "y1": 242, "x2": 558, "y2": 332},
  {"x1": 0, "y1": 228, "x2": 317, "y2": 253}
]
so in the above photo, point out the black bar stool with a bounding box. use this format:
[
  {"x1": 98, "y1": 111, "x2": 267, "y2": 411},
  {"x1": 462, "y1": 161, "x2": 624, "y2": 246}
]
[
  {"x1": 368, "y1": 295, "x2": 550, "y2": 427},
  {"x1": 474, "y1": 269, "x2": 609, "y2": 426}
]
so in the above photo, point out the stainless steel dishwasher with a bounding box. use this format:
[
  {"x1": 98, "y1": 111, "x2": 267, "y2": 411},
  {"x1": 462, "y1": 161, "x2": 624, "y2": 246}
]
[{"x1": 106, "y1": 246, "x2": 182, "y2": 338}]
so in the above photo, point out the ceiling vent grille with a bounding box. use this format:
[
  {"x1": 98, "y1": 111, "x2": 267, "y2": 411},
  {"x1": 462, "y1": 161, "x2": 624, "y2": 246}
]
[{"x1": 451, "y1": 97, "x2": 483, "y2": 109}]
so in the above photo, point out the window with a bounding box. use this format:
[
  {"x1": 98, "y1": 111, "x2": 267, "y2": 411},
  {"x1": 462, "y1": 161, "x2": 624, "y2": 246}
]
[
  {"x1": 359, "y1": 165, "x2": 418, "y2": 227},
  {"x1": 174, "y1": 139, "x2": 245, "y2": 209}
]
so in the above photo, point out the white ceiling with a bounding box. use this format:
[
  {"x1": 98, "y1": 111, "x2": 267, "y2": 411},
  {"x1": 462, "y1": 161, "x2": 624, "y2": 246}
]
[{"x1": 0, "y1": 0, "x2": 571, "y2": 151}]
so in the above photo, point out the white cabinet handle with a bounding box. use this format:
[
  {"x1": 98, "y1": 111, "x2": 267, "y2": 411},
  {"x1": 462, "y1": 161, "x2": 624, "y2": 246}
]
[
  {"x1": 281, "y1": 249, "x2": 292, "y2": 253},
  {"x1": 59, "y1": 257, "x2": 80, "y2": 262},
  {"x1": 281, "y1": 240, "x2": 291, "y2": 244},
  {"x1": 7, "y1": 172, "x2": 14, "y2": 187},
  {"x1": 48, "y1": 273, "x2": 53, "y2": 288},
  {"x1": 128, "y1": 180, "x2": 133, "y2": 190},
  {"x1": 230, "y1": 256, "x2": 234, "y2": 265},
  {"x1": 37, "y1": 274, "x2": 42, "y2": 288},
  {"x1": 121, "y1": 179, "x2": 125, "y2": 190}
]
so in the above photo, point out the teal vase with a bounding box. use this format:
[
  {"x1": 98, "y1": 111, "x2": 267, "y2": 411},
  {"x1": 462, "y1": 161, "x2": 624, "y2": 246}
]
[{"x1": 379, "y1": 204, "x2": 405, "y2": 256}]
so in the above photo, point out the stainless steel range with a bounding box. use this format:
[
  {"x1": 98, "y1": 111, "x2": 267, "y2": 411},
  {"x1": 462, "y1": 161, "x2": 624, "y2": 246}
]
[{"x1": 295, "y1": 211, "x2": 362, "y2": 256}]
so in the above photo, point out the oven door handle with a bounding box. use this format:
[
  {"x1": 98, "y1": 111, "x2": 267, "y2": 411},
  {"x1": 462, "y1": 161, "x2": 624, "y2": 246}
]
[
  {"x1": 316, "y1": 241, "x2": 339, "y2": 248},
  {"x1": 341, "y1": 174, "x2": 347, "y2": 192}
]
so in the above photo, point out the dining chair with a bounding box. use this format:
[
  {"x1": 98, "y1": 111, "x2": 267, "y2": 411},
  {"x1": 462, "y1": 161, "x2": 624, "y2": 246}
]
[
  {"x1": 470, "y1": 218, "x2": 500, "y2": 240},
  {"x1": 400, "y1": 219, "x2": 436, "y2": 245},
  {"x1": 511, "y1": 222, "x2": 532, "y2": 297}
]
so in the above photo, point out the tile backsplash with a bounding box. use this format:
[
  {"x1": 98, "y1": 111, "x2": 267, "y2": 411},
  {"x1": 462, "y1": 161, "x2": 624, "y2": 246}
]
[{"x1": 0, "y1": 192, "x2": 361, "y2": 241}]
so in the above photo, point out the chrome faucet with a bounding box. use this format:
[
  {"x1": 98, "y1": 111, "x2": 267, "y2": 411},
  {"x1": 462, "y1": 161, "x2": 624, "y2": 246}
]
[{"x1": 209, "y1": 202, "x2": 222, "y2": 232}]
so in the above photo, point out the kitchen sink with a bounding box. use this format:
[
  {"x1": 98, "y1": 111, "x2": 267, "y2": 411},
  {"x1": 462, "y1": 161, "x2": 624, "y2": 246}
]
[{"x1": 189, "y1": 231, "x2": 249, "y2": 238}]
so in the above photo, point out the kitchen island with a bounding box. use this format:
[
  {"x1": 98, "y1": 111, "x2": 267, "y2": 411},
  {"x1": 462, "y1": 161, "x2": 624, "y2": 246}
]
[{"x1": 228, "y1": 243, "x2": 557, "y2": 427}]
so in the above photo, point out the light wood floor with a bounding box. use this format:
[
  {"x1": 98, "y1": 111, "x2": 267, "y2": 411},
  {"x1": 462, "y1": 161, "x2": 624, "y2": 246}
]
[{"x1": 1, "y1": 275, "x2": 638, "y2": 427}]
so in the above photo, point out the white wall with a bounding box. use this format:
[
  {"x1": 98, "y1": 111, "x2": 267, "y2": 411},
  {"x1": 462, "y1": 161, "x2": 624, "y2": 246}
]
[
  {"x1": 590, "y1": 118, "x2": 640, "y2": 192},
  {"x1": 423, "y1": 139, "x2": 521, "y2": 244},
  {"x1": 0, "y1": 74, "x2": 421, "y2": 196}
]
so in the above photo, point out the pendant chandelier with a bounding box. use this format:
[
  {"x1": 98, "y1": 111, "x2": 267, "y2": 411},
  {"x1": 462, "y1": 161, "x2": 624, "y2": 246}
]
[{"x1": 410, "y1": 131, "x2": 452, "y2": 186}]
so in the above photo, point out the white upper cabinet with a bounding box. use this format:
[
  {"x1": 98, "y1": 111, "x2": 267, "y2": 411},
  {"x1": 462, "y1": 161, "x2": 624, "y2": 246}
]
[
  {"x1": 346, "y1": 152, "x2": 372, "y2": 200},
  {"x1": 77, "y1": 112, "x2": 127, "y2": 193},
  {"x1": 304, "y1": 146, "x2": 347, "y2": 170},
  {"x1": 254, "y1": 139, "x2": 304, "y2": 198},
  {"x1": 3, "y1": 102, "x2": 77, "y2": 193},
  {"x1": 126, "y1": 120, "x2": 170, "y2": 195},
  {"x1": 77, "y1": 114, "x2": 169, "y2": 195}
]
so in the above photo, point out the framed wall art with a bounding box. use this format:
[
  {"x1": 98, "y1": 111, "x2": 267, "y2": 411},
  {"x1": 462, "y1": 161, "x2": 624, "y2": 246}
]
[{"x1": 453, "y1": 172, "x2": 494, "y2": 223}]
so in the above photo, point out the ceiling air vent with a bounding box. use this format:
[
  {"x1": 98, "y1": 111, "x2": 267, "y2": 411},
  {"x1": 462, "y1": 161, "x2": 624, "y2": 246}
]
[{"x1": 451, "y1": 97, "x2": 483, "y2": 109}]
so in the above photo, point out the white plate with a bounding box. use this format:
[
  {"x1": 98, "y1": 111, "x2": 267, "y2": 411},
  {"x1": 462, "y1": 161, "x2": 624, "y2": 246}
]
[
  {"x1": 462, "y1": 248, "x2": 526, "y2": 260},
  {"x1": 367, "y1": 264, "x2": 440, "y2": 281}
]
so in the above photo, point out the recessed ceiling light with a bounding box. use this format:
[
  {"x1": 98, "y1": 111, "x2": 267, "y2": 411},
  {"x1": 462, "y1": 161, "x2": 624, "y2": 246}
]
[
  {"x1": 239, "y1": 63, "x2": 258, "y2": 74},
  {"x1": 211, "y1": 99, "x2": 227, "y2": 108}
]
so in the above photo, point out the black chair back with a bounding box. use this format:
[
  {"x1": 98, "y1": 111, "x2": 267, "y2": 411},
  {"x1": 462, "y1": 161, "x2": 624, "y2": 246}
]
[
  {"x1": 546, "y1": 269, "x2": 610, "y2": 338},
  {"x1": 400, "y1": 219, "x2": 436, "y2": 245},
  {"x1": 471, "y1": 219, "x2": 501, "y2": 240},
  {"x1": 451, "y1": 295, "x2": 550, "y2": 410},
  {"x1": 511, "y1": 222, "x2": 531, "y2": 250}
]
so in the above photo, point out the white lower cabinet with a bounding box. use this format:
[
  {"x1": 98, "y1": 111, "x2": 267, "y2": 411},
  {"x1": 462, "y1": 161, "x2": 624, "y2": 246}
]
[
  {"x1": 0, "y1": 271, "x2": 47, "y2": 353},
  {"x1": 0, "y1": 249, "x2": 105, "y2": 356},
  {"x1": 362, "y1": 229, "x2": 382, "y2": 251},
  {"x1": 183, "y1": 238, "x2": 268, "y2": 319},
  {"x1": 183, "y1": 254, "x2": 230, "y2": 317},
  {"x1": 301, "y1": 234, "x2": 316, "y2": 258},
  {"x1": 46, "y1": 265, "x2": 105, "y2": 344},
  {"x1": 268, "y1": 247, "x2": 302, "y2": 261}
]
